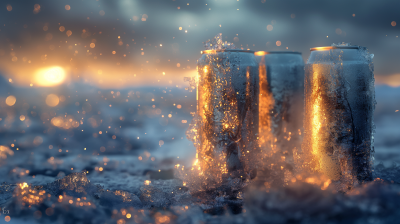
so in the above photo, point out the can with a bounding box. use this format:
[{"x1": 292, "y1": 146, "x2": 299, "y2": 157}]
[
  {"x1": 255, "y1": 51, "x2": 305, "y2": 167},
  {"x1": 192, "y1": 49, "x2": 259, "y2": 186},
  {"x1": 302, "y1": 44, "x2": 375, "y2": 184}
]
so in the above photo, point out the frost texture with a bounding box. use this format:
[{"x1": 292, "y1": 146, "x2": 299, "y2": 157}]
[
  {"x1": 303, "y1": 43, "x2": 375, "y2": 186},
  {"x1": 183, "y1": 48, "x2": 259, "y2": 191}
]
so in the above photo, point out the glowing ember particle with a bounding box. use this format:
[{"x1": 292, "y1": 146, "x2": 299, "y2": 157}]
[
  {"x1": 69, "y1": 200, "x2": 73, "y2": 204},
  {"x1": 19, "y1": 182, "x2": 28, "y2": 189},
  {"x1": 177, "y1": 104, "x2": 182, "y2": 109},
  {"x1": 144, "y1": 180, "x2": 151, "y2": 185},
  {"x1": 90, "y1": 43, "x2": 95, "y2": 48},
  {"x1": 66, "y1": 30, "x2": 72, "y2": 37},
  {"x1": 5, "y1": 95, "x2": 16, "y2": 106},
  {"x1": 65, "y1": 5, "x2": 71, "y2": 10},
  {"x1": 34, "y1": 66, "x2": 66, "y2": 87},
  {"x1": 126, "y1": 214, "x2": 131, "y2": 219},
  {"x1": 5, "y1": 216, "x2": 11, "y2": 222},
  {"x1": 6, "y1": 5, "x2": 12, "y2": 11},
  {"x1": 159, "y1": 140, "x2": 164, "y2": 146},
  {"x1": 179, "y1": 27, "x2": 182, "y2": 30},
  {"x1": 395, "y1": 110, "x2": 399, "y2": 112},
  {"x1": 168, "y1": 114, "x2": 172, "y2": 118},
  {"x1": 391, "y1": 21, "x2": 397, "y2": 27},
  {"x1": 99, "y1": 10, "x2": 105, "y2": 16},
  {"x1": 177, "y1": 63, "x2": 181, "y2": 67},
  {"x1": 181, "y1": 120, "x2": 187, "y2": 123},
  {"x1": 99, "y1": 131, "x2": 102, "y2": 134},
  {"x1": 112, "y1": 51, "x2": 116, "y2": 54},
  {"x1": 160, "y1": 44, "x2": 162, "y2": 47},
  {"x1": 233, "y1": 37, "x2": 239, "y2": 42},
  {"x1": 352, "y1": 14, "x2": 355, "y2": 17},
  {"x1": 59, "y1": 26, "x2": 65, "y2": 32},
  {"x1": 33, "y1": 4, "x2": 40, "y2": 14},
  {"x1": 51, "y1": 116, "x2": 79, "y2": 129},
  {"x1": 276, "y1": 40, "x2": 282, "y2": 46},
  {"x1": 99, "y1": 167, "x2": 103, "y2": 171},
  {"x1": 112, "y1": 135, "x2": 116, "y2": 139},
  {"x1": 138, "y1": 156, "x2": 142, "y2": 160},
  {"x1": 20, "y1": 115, "x2": 25, "y2": 121},
  {"x1": 267, "y1": 25, "x2": 273, "y2": 31},
  {"x1": 321, "y1": 179, "x2": 332, "y2": 190}
]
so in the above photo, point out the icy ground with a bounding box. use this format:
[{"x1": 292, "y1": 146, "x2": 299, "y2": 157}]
[{"x1": 0, "y1": 76, "x2": 399, "y2": 224}]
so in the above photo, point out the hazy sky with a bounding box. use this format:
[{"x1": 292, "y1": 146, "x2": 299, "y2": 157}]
[{"x1": 0, "y1": 0, "x2": 399, "y2": 88}]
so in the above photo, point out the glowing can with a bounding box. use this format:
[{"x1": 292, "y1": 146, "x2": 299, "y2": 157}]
[
  {"x1": 194, "y1": 49, "x2": 259, "y2": 185},
  {"x1": 303, "y1": 44, "x2": 375, "y2": 184},
  {"x1": 255, "y1": 51, "x2": 305, "y2": 166}
]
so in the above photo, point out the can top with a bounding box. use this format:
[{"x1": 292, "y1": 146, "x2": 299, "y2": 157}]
[
  {"x1": 254, "y1": 51, "x2": 301, "y2": 56},
  {"x1": 201, "y1": 49, "x2": 254, "y2": 54},
  {"x1": 310, "y1": 46, "x2": 359, "y2": 51}
]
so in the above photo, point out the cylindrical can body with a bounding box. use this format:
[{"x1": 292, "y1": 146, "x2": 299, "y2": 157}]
[
  {"x1": 195, "y1": 49, "x2": 259, "y2": 185},
  {"x1": 255, "y1": 52, "x2": 304, "y2": 166},
  {"x1": 303, "y1": 45, "x2": 375, "y2": 184}
]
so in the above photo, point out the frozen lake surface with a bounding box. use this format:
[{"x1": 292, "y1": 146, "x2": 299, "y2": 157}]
[{"x1": 0, "y1": 78, "x2": 399, "y2": 224}]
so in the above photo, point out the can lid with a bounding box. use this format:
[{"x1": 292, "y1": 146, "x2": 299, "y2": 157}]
[
  {"x1": 254, "y1": 51, "x2": 301, "y2": 56},
  {"x1": 310, "y1": 46, "x2": 359, "y2": 51},
  {"x1": 201, "y1": 49, "x2": 254, "y2": 54}
]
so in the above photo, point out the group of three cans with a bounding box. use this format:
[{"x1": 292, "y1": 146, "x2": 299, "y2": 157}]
[{"x1": 194, "y1": 43, "x2": 375, "y2": 186}]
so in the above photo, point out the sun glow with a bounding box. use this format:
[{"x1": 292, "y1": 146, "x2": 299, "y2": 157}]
[{"x1": 34, "y1": 66, "x2": 66, "y2": 87}]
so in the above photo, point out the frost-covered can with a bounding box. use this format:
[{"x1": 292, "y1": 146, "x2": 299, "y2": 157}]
[
  {"x1": 193, "y1": 49, "x2": 259, "y2": 185},
  {"x1": 255, "y1": 51, "x2": 305, "y2": 166},
  {"x1": 302, "y1": 43, "x2": 375, "y2": 184}
]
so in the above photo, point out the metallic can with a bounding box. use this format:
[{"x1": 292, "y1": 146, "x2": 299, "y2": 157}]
[
  {"x1": 302, "y1": 44, "x2": 375, "y2": 184},
  {"x1": 192, "y1": 49, "x2": 259, "y2": 186},
  {"x1": 255, "y1": 51, "x2": 305, "y2": 166}
]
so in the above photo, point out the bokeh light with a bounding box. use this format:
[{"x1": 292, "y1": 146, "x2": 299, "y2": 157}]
[
  {"x1": 5, "y1": 96, "x2": 16, "y2": 106},
  {"x1": 45, "y1": 94, "x2": 60, "y2": 107}
]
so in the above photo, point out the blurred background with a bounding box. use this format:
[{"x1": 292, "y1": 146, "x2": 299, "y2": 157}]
[{"x1": 0, "y1": 0, "x2": 399, "y2": 185}]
